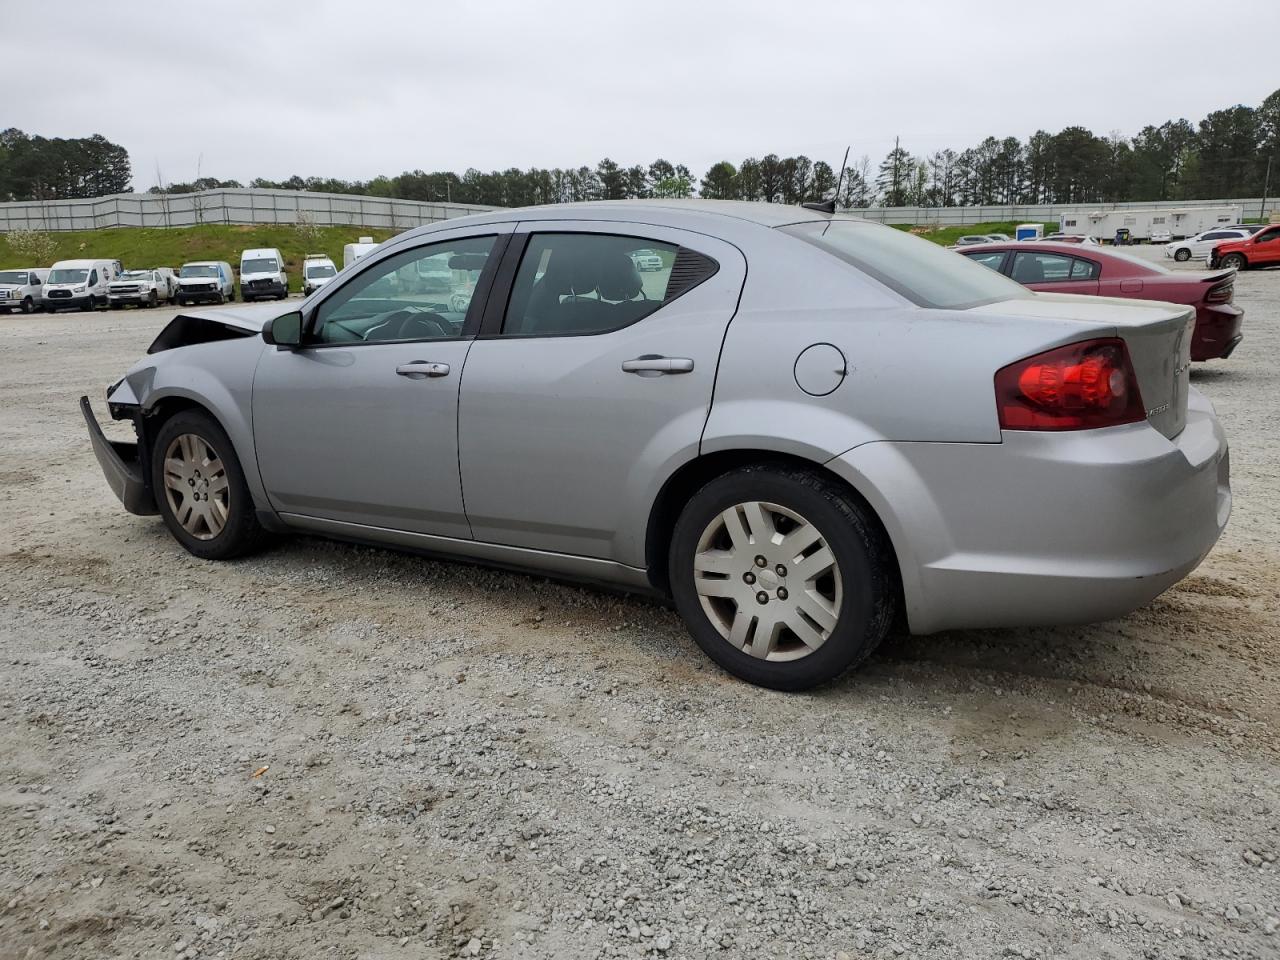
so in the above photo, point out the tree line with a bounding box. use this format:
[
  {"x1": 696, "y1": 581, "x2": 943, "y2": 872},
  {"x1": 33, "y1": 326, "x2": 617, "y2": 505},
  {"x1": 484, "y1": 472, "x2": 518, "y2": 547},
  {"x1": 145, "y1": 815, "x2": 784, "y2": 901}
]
[
  {"x1": 2, "y1": 87, "x2": 1276, "y2": 209},
  {"x1": 0, "y1": 129, "x2": 131, "y2": 202}
]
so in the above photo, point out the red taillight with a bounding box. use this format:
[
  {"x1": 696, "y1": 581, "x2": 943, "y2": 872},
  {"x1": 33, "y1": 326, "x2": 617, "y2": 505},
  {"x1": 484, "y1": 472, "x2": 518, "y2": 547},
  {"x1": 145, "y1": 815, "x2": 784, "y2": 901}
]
[
  {"x1": 1204, "y1": 278, "x2": 1234, "y2": 304},
  {"x1": 995, "y1": 338, "x2": 1146, "y2": 431}
]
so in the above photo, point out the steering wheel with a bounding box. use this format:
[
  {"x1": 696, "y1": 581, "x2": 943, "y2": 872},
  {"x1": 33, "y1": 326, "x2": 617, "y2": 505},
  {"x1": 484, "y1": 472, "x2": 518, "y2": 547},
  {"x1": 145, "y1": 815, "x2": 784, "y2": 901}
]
[{"x1": 368, "y1": 308, "x2": 450, "y2": 342}]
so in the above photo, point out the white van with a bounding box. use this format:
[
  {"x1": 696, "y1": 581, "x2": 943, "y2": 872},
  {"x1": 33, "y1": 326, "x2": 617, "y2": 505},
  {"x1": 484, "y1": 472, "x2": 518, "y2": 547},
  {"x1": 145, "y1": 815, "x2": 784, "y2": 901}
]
[
  {"x1": 0, "y1": 267, "x2": 50, "y2": 314},
  {"x1": 240, "y1": 247, "x2": 288, "y2": 301},
  {"x1": 301, "y1": 254, "x2": 338, "y2": 296},
  {"x1": 176, "y1": 261, "x2": 236, "y2": 305},
  {"x1": 343, "y1": 236, "x2": 379, "y2": 269},
  {"x1": 43, "y1": 259, "x2": 119, "y2": 312}
]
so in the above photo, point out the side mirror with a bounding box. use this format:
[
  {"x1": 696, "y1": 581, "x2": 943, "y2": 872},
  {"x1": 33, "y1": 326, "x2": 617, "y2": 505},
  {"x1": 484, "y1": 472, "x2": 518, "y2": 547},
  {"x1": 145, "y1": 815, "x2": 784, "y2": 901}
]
[{"x1": 263, "y1": 310, "x2": 304, "y2": 349}]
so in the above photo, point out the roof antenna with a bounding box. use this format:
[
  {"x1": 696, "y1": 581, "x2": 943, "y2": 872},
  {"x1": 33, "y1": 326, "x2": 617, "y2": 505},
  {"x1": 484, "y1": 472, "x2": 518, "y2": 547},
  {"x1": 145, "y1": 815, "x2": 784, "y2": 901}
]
[{"x1": 801, "y1": 146, "x2": 849, "y2": 215}]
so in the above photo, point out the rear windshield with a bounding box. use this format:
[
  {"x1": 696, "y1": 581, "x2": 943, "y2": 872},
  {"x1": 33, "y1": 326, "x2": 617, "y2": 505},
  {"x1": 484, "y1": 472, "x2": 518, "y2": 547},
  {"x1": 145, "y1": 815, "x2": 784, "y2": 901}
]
[{"x1": 781, "y1": 220, "x2": 1027, "y2": 309}]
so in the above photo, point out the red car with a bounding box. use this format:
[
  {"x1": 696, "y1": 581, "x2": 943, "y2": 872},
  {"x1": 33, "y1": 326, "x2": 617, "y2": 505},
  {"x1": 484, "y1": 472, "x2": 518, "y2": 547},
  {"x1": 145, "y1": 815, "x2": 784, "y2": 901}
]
[
  {"x1": 1208, "y1": 223, "x2": 1280, "y2": 271},
  {"x1": 961, "y1": 241, "x2": 1242, "y2": 361}
]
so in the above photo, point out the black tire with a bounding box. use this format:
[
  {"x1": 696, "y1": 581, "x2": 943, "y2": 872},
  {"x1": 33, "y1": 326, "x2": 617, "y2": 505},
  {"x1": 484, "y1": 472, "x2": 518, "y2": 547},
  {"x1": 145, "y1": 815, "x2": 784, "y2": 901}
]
[
  {"x1": 216, "y1": 291, "x2": 225, "y2": 305},
  {"x1": 227, "y1": 289, "x2": 235, "y2": 302},
  {"x1": 148, "y1": 290, "x2": 158, "y2": 308},
  {"x1": 1174, "y1": 248, "x2": 1191, "y2": 262},
  {"x1": 21, "y1": 296, "x2": 34, "y2": 314},
  {"x1": 176, "y1": 296, "x2": 187, "y2": 306},
  {"x1": 1222, "y1": 253, "x2": 1247, "y2": 272},
  {"x1": 80, "y1": 298, "x2": 94, "y2": 312},
  {"x1": 668, "y1": 464, "x2": 897, "y2": 691},
  {"x1": 150, "y1": 409, "x2": 269, "y2": 561}
]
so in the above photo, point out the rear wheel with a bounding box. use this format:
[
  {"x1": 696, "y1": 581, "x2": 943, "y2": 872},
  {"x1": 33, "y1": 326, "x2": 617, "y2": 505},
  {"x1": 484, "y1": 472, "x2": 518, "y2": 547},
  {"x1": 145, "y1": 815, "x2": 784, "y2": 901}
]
[
  {"x1": 668, "y1": 464, "x2": 897, "y2": 691},
  {"x1": 1221, "y1": 253, "x2": 1247, "y2": 271},
  {"x1": 150, "y1": 410, "x2": 268, "y2": 561},
  {"x1": 1174, "y1": 248, "x2": 1191, "y2": 262}
]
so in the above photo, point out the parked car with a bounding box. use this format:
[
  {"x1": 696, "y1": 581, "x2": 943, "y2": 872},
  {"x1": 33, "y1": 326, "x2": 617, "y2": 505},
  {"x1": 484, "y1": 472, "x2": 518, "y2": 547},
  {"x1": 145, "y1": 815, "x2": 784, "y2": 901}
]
[
  {"x1": 301, "y1": 255, "x2": 338, "y2": 296},
  {"x1": 1164, "y1": 228, "x2": 1252, "y2": 262},
  {"x1": 43, "y1": 259, "x2": 119, "y2": 312},
  {"x1": 1208, "y1": 223, "x2": 1280, "y2": 271},
  {"x1": 240, "y1": 248, "x2": 289, "y2": 301},
  {"x1": 108, "y1": 268, "x2": 177, "y2": 309},
  {"x1": 1150, "y1": 228, "x2": 1172, "y2": 243},
  {"x1": 630, "y1": 247, "x2": 665, "y2": 271},
  {"x1": 176, "y1": 261, "x2": 236, "y2": 305},
  {"x1": 984, "y1": 233, "x2": 1010, "y2": 242},
  {"x1": 1221, "y1": 224, "x2": 1267, "y2": 235},
  {"x1": 953, "y1": 235, "x2": 995, "y2": 246},
  {"x1": 81, "y1": 201, "x2": 1229, "y2": 691},
  {"x1": 0, "y1": 268, "x2": 49, "y2": 314},
  {"x1": 343, "y1": 236, "x2": 379, "y2": 269},
  {"x1": 1039, "y1": 233, "x2": 1095, "y2": 244},
  {"x1": 960, "y1": 241, "x2": 1243, "y2": 361}
]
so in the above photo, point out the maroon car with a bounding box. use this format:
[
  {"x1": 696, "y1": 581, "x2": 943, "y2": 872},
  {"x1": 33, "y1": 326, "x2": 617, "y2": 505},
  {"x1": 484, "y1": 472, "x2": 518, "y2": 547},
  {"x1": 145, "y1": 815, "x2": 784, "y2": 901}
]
[{"x1": 961, "y1": 242, "x2": 1242, "y2": 361}]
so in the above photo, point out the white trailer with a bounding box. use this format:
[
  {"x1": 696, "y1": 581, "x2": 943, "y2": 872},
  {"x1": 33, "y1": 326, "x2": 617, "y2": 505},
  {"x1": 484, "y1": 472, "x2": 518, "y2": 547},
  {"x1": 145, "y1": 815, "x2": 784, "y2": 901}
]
[{"x1": 1060, "y1": 205, "x2": 1242, "y2": 243}]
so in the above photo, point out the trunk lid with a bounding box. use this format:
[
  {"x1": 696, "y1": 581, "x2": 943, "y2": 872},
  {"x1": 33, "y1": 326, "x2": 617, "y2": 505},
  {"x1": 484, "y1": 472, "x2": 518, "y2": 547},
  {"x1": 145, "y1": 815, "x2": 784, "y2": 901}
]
[{"x1": 979, "y1": 293, "x2": 1194, "y2": 439}]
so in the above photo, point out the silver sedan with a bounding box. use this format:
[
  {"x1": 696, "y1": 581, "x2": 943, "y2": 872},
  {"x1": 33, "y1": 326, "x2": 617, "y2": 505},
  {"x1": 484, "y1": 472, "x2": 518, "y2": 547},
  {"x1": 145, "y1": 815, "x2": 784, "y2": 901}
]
[{"x1": 83, "y1": 200, "x2": 1231, "y2": 690}]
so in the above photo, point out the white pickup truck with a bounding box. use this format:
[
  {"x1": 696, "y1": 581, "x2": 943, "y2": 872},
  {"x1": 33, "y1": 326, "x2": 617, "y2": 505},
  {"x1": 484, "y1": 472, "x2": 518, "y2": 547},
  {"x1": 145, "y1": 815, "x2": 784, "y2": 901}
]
[{"x1": 108, "y1": 268, "x2": 179, "y2": 309}]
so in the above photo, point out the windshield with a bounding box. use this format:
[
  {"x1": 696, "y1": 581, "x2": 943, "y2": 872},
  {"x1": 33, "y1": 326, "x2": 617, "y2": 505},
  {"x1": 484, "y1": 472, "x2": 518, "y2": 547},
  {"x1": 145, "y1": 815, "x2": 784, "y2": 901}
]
[
  {"x1": 121, "y1": 270, "x2": 151, "y2": 280},
  {"x1": 305, "y1": 263, "x2": 336, "y2": 278},
  {"x1": 180, "y1": 264, "x2": 219, "y2": 278},
  {"x1": 782, "y1": 220, "x2": 1027, "y2": 309},
  {"x1": 243, "y1": 258, "x2": 278, "y2": 274},
  {"x1": 49, "y1": 268, "x2": 89, "y2": 284},
  {"x1": 0, "y1": 271, "x2": 29, "y2": 284}
]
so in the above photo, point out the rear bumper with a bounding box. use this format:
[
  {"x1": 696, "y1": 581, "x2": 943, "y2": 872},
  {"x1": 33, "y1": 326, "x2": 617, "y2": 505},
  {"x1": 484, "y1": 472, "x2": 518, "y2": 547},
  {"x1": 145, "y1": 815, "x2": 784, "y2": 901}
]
[
  {"x1": 828, "y1": 388, "x2": 1230, "y2": 634},
  {"x1": 1192, "y1": 303, "x2": 1244, "y2": 361},
  {"x1": 80, "y1": 396, "x2": 157, "y2": 516}
]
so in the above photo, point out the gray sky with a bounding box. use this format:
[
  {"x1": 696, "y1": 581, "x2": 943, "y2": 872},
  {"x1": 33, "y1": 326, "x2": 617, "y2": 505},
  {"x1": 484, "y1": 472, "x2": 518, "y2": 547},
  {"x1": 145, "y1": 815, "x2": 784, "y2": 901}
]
[{"x1": 5, "y1": 0, "x2": 1277, "y2": 190}]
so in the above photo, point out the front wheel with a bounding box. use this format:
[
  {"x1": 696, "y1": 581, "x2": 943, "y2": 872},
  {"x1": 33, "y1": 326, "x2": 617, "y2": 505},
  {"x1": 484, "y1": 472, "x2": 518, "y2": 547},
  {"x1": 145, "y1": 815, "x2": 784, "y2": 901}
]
[
  {"x1": 148, "y1": 290, "x2": 158, "y2": 308},
  {"x1": 150, "y1": 410, "x2": 268, "y2": 561},
  {"x1": 668, "y1": 465, "x2": 897, "y2": 691},
  {"x1": 21, "y1": 296, "x2": 34, "y2": 314},
  {"x1": 1221, "y1": 253, "x2": 1247, "y2": 272},
  {"x1": 1174, "y1": 248, "x2": 1191, "y2": 262}
]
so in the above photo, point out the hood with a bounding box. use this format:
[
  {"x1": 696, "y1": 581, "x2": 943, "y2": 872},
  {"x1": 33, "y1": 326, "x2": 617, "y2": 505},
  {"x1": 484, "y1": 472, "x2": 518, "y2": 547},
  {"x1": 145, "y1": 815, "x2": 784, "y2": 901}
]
[{"x1": 174, "y1": 301, "x2": 286, "y2": 333}]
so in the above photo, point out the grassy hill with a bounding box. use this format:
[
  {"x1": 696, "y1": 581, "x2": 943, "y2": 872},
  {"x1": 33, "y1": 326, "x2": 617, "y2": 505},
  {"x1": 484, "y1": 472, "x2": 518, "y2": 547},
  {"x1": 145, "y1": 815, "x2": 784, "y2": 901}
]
[
  {"x1": 0, "y1": 224, "x2": 399, "y2": 293},
  {"x1": 889, "y1": 221, "x2": 1059, "y2": 245}
]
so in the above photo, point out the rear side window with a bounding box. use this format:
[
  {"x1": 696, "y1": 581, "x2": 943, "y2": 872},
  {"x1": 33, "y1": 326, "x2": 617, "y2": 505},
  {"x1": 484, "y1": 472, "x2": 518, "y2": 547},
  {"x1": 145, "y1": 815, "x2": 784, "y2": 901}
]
[
  {"x1": 781, "y1": 220, "x2": 1026, "y2": 309},
  {"x1": 501, "y1": 233, "x2": 717, "y2": 337},
  {"x1": 1070, "y1": 258, "x2": 1099, "y2": 280}
]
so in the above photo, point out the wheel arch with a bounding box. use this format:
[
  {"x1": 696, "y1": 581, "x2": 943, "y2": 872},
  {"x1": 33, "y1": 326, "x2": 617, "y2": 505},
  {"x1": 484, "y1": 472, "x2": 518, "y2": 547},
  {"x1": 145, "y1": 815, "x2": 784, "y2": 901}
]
[{"x1": 644, "y1": 448, "x2": 904, "y2": 604}]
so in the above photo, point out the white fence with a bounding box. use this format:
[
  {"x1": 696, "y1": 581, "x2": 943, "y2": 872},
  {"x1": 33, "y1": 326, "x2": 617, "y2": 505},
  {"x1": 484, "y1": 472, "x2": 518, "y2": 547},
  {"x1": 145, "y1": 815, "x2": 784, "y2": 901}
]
[
  {"x1": 846, "y1": 196, "x2": 1277, "y2": 226},
  {"x1": 1, "y1": 188, "x2": 1275, "y2": 233},
  {"x1": 0, "y1": 188, "x2": 498, "y2": 233}
]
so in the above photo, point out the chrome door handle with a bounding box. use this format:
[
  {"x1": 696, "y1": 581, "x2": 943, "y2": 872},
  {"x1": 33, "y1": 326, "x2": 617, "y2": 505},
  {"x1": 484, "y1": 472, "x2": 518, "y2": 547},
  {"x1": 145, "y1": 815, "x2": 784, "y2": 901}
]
[
  {"x1": 396, "y1": 361, "x2": 450, "y2": 379},
  {"x1": 621, "y1": 356, "x2": 695, "y2": 375}
]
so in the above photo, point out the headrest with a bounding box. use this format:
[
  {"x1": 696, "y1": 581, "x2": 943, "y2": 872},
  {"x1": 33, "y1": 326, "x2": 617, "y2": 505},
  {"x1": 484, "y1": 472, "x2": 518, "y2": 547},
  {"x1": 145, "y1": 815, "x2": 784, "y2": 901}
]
[{"x1": 596, "y1": 251, "x2": 642, "y2": 301}]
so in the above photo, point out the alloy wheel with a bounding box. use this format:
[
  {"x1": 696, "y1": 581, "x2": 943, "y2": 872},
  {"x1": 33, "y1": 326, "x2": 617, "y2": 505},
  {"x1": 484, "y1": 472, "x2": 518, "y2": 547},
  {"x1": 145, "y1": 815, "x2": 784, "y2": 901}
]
[
  {"x1": 162, "y1": 433, "x2": 230, "y2": 540},
  {"x1": 693, "y1": 500, "x2": 843, "y2": 662}
]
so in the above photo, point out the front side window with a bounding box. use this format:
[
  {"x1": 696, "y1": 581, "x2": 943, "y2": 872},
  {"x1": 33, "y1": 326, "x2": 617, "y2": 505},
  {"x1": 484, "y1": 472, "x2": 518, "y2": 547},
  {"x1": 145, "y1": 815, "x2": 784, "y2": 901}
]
[
  {"x1": 313, "y1": 235, "x2": 495, "y2": 345},
  {"x1": 963, "y1": 250, "x2": 1007, "y2": 272},
  {"x1": 1256, "y1": 227, "x2": 1280, "y2": 244},
  {"x1": 783, "y1": 220, "x2": 1026, "y2": 309},
  {"x1": 88, "y1": 269, "x2": 98, "y2": 285},
  {"x1": 502, "y1": 233, "x2": 699, "y2": 337}
]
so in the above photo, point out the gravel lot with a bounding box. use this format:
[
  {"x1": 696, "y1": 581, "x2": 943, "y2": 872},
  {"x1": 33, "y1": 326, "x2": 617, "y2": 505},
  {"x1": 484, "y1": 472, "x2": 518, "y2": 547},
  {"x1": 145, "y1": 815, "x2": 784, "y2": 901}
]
[{"x1": 2, "y1": 260, "x2": 1278, "y2": 960}]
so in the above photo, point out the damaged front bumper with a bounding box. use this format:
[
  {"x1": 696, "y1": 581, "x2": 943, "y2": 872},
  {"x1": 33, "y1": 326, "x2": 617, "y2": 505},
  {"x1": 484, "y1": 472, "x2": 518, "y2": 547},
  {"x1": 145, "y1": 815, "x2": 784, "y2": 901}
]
[{"x1": 79, "y1": 395, "x2": 157, "y2": 516}]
